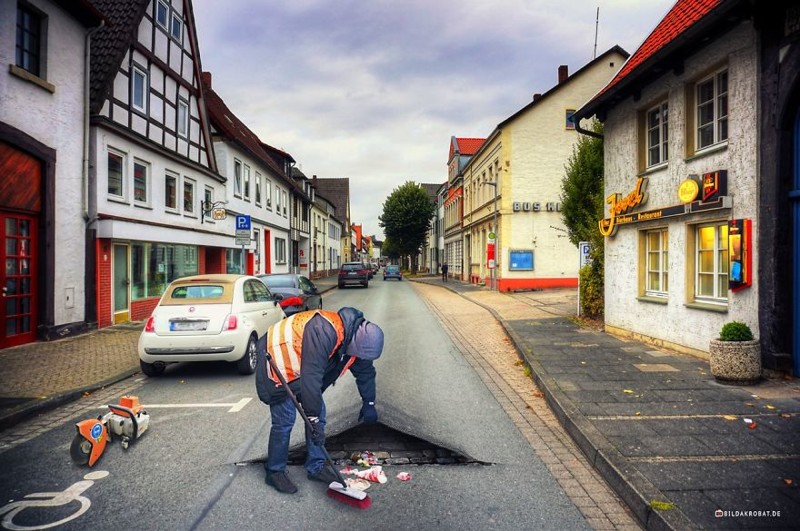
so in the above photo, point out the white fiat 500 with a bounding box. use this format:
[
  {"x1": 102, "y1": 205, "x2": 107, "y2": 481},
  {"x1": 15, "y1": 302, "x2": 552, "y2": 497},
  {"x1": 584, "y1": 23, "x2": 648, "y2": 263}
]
[{"x1": 138, "y1": 274, "x2": 285, "y2": 376}]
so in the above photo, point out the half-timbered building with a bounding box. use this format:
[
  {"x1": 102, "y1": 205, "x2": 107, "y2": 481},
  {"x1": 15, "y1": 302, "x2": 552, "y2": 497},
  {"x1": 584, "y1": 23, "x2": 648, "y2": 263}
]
[{"x1": 87, "y1": 0, "x2": 226, "y2": 328}]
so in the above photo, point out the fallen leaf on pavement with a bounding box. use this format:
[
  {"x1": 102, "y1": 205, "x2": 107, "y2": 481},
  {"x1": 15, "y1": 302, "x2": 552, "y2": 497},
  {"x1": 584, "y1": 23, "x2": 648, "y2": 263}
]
[
  {"x1": 766, "y1": 405, "x2": 776, "y2": 410},
  {"x1": 722, "y1": 415, "x2": 737, "y2": 421},
  {"x1": 649, "y1": 500, "x2": 676, "y2": 511},
  {"x1": 623, "y1": 389, "x2": 635, "y2": 394},
  {"x1": 780, "y1": 413, "x2": 792, "y2": 419},
  {"x1": 783, "y1": 478, "x2": 795, "y2": 487}
]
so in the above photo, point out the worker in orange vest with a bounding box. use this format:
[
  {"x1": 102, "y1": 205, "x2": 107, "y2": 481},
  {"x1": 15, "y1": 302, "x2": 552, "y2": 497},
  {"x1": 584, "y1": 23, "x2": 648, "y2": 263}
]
[{"x1": 255, "y1": 307, "x2": 384, "y2": 494}]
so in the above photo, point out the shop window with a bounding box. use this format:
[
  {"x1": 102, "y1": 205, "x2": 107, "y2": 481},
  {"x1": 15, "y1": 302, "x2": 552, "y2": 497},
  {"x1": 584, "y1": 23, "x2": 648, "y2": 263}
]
[
  {"x1": 131, "y1": 242, "x2": 198, "y2": 299},
  {"x1": 690, "y1": 222, "x2": 728, "y2": 305},
  {"x1": 640, "y1": 228, "x2": 668, "y2": 297},
  {"x1": 226, "y1": 248, "x2": 244, "y2": 274}
]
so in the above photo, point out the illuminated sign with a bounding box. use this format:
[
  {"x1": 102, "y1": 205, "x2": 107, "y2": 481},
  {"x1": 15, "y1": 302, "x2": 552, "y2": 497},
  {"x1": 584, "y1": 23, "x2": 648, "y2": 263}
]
[
  {"x1": 678, "y1": 178, "x2": 699, "y2": 203},
  {"x1": 598, "y1": 177, "x2": 648, "y2": 237},
  {"x1": 702, "y1": 170, "x2": 727, "y2": 202},
  {"x1": 512, "y1": 202, "x2": 561, "y2": 212}
]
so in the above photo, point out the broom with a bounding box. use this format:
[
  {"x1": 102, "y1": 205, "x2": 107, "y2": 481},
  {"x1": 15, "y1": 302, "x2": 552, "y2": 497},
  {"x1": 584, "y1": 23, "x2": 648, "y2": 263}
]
[{"x1": 264, "y1": 350, "x2": 372, "y2": 509}]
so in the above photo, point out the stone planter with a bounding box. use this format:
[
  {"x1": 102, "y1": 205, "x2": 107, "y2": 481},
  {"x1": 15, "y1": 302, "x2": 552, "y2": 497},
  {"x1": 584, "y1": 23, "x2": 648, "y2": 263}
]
[{"x1": 709, "y1": 339, "x2": 762, "y2": 384}]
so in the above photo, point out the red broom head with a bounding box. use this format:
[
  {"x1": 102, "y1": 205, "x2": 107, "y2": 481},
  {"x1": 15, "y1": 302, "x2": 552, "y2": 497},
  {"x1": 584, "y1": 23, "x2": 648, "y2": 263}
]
[{"x1": 326, "y1": 488, "x2": 372, "y2": 510}]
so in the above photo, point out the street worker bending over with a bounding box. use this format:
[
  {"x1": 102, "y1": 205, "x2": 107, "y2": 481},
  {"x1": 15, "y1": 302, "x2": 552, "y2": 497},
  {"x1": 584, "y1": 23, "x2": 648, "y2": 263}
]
[{"x1": 256, "y1": 307, "x2": 384, "y2": 494}]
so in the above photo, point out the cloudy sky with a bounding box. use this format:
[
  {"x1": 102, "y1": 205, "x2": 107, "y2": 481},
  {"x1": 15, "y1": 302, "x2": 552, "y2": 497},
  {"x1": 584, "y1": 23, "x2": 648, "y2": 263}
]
[{"x1": 192, "y1": 0, "x2": 675, "y2": 238}]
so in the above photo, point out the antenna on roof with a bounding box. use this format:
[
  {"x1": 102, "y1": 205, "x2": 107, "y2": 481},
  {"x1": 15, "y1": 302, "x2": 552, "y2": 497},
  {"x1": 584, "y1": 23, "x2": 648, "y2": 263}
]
[{"x1": 593, "y1": 6, "x2": 599, "y2": 59}]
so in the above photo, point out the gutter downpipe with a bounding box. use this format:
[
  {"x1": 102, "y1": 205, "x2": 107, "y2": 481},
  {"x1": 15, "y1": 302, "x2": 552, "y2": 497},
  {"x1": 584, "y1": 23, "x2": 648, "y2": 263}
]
[
  {"x1": 574, "y1": 112, "x2": 603, "y2": 139},
  {"x1": 83, "y1": 20, "x2": 104, "y2": 221}
]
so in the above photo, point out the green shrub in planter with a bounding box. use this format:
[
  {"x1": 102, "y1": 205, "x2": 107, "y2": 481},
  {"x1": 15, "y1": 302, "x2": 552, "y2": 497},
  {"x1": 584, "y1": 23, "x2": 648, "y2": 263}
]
[{"x1": 719, "y1": 321, "x2": 754, "y2": 342}]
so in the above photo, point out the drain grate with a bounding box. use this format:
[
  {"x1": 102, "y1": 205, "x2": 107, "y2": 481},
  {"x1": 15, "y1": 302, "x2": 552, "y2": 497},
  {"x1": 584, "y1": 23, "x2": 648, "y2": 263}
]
[{"x1": 287, "y1": 422, "x2": 482, "y2": 466}]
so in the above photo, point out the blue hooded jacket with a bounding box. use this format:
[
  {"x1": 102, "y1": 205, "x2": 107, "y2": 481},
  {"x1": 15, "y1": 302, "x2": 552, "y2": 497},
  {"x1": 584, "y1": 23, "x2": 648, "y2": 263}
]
[{"x1": 255, "y1": 307, "x2": 377, "y2": 418}]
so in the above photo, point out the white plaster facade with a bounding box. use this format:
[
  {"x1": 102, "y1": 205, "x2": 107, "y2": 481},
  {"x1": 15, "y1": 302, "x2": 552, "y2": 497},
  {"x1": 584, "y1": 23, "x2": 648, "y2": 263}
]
[
  {"x1": 0, "y1": 0, "x2": 98, "y2": 336},
  {"x1": 600, "y1": 23, "x2": 759, "y2": 355},
  {"x1": 463, "y1": 49, "x2": 628, "y2": 290}
]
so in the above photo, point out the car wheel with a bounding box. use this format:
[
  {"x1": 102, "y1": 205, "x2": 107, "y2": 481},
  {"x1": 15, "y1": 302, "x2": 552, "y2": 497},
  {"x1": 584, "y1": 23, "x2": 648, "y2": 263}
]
[
  {"x1": 140, "y1": 360, "x2": 165, "y2": 377},
  {"x1": 237, "y1": 334, "x2": 258, "y2": 375}
]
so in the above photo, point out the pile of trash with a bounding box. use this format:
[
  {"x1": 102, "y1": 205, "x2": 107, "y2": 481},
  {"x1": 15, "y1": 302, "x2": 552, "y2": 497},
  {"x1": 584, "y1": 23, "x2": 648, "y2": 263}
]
[{"x1": 341, "y1": 451, "x2": 412, "y2": 491}]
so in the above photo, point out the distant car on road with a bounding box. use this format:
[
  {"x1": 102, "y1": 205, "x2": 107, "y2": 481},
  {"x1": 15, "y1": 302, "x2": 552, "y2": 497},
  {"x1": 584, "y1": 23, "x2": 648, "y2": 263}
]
[
  {"x1": 138, "y1": 274, "x2": 285, "y2": 376},
  {"x1": 257, "y1": 273, "x2": 321, "y2": 316},
  {"x1": 383, "y1": 264, "x2": 402, "y2": 281},
  {"x1": 338, "y1": 261, "x2": 370, "y2": 288}
]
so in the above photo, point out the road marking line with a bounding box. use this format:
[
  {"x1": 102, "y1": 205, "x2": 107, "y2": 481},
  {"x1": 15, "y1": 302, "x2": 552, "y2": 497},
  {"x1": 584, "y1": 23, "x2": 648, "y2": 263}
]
[{"x1": 98, "y1": 397, "x2": 252, "y2": 413}]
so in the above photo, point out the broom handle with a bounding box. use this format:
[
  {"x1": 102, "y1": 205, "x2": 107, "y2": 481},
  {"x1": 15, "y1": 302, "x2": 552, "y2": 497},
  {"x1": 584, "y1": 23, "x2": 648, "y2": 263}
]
[{"x1": 263, "y1": 350, "x2": 349, "y2": 487}]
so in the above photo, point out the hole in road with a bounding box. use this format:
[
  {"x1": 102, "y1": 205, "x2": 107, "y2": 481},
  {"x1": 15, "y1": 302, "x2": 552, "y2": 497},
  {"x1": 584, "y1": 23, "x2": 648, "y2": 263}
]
[{"x1": 287, "y1": 422, "x2": 487, "y2": 466}]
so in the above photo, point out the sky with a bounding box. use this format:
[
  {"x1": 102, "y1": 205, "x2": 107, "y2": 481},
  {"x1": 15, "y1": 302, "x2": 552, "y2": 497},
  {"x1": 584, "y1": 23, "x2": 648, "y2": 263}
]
[{"x1": 192, "y1": 0, "x2": 675, "y2": 239}]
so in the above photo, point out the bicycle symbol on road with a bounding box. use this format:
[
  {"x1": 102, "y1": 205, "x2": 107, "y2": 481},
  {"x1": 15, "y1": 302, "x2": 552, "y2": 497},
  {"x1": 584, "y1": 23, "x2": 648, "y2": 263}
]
[{"x1": 0, "y1": 470, "x2": 108, "y2": 530}]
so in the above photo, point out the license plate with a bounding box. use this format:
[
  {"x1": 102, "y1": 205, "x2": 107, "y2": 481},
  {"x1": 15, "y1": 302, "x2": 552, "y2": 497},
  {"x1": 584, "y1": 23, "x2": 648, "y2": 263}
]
[
  {"x1": 170, "y1": 320, "x2": 207, "y2": 331},
  {"x1": 348, "y1": 272, "x2": 357, "y2": 276}
]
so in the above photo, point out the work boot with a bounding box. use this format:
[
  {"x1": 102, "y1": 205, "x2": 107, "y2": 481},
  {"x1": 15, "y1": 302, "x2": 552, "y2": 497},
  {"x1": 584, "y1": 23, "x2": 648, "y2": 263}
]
[
  {"x1": 307, "y1": 466, "x2": 338, "y2": 484},
  {"x1": 265, "y1": 471, "x2": 298, "y2": 494}
]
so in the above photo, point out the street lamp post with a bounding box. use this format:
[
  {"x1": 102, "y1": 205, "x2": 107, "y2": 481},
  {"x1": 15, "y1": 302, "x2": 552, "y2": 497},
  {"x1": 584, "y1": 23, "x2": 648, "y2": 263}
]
[{"x1": 484, "y1": 181, "x2": 498, "y2": 291}]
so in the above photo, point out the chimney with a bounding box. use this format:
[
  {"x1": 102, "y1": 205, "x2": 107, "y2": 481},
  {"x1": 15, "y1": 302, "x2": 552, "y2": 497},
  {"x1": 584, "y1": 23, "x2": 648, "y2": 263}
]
[
  {"x1": 201, "y1": 71, "x2": 212, "y2": 88},
  {"x1": 532, "y1": 93, "x2": 542, "y2": 102},
  {"x1": 312, "y1": 174, "x2": 318, "y2": 187},
  {"x1": 558, "y1": 65, "x2": 568, "y2": 84}
]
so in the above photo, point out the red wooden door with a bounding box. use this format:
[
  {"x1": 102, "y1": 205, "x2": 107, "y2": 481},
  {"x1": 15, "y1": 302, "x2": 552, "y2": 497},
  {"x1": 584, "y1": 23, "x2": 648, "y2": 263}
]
[{"x1": 1, "y1": 213, "x2": 38, "y2": 348}]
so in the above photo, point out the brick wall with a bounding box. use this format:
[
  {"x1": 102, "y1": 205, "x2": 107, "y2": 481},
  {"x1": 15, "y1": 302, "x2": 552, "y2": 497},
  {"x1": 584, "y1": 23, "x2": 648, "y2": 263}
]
[{"x1": 96, "y1": 239, "x2": 112, "y2": 329}]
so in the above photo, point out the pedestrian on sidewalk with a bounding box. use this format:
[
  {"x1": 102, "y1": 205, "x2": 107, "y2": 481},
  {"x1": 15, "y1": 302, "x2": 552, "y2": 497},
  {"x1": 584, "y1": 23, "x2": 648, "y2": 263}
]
[
  {"x1": 255, "y1": 307, "x2": 384, "y2": 494},
  {"x1": 441, "y1": 262, "x2": 448, "y2": 282}
]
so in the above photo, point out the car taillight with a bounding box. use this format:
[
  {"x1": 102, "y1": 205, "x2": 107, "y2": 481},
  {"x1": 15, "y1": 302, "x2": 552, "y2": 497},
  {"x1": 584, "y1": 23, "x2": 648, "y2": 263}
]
[
  {"x1": 222, "y1": 314, "x2": 238, "y2": 331},
  {"x1": 280, "y1": 296, "x2": 304, "y2": 308},
  {"x1": 144, "y1": 316, "x2": 155, "y2": 333}
]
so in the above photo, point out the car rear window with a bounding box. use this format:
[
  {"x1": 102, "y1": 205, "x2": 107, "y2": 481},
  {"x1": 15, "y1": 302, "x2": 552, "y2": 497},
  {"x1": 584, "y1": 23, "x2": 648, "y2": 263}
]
[
  {"x1": 261, "y1": 276, "x2": 294, "y2": 288},
  {"x1": 163, "y1": 283, "x2": 233, "y2": 304},
  {"x1": 342, "y1": 263, "x2": 363, "y2": 271},
  {"x1": 387, "y1": 266, "x2": 399, "y2": 272}
]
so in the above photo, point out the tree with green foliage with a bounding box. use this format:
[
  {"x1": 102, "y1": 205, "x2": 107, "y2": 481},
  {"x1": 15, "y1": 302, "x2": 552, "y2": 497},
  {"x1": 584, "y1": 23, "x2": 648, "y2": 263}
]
[
  {"x1": 379, "y1": 181, "x2": 436, "y2": 273},
  {"x1": 560, "y1": 121, "x2": 606, "y2": 318}
]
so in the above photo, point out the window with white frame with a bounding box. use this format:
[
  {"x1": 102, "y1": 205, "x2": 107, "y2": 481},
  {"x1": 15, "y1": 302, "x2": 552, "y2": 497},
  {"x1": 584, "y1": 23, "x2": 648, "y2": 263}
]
[
  {"x1": 255, "y1": 172, "x2": 262, "y2": 206},
  {"x1": 107, "y1": 151, "x2": 125, "y2": 199},
  {"x1": 694, "y1": 222, "x2": 728, "y2": 303},
  {"x1": 275, "y1": 237, "x2": 287, "y2": 263},
  {"x1": 183, "y1": 178, "x2": 195, "y2": 214},
  {"x1": 283, "y1": 191, "x2": 288, "y2": 216},
  {"x1": 243, "y1": 164, "x2": 251, "y2": 201},
  {"x1": 155, "y1": 0, "x2": 168, "y2": 28},
  {"x1": 266, "y1": 179, "x2": 272, "y2": 208},
  {"x1": 275, "y1": 187, "x2": 281, "y2": 213},
  {"x1": 16, "y1": 3, "x2": 45, "y2": 78},
  {"x1": 204, "y1": 186, "x2": 213, "y2": 219},
  {"x1": 644, "y1": 228, "x2": 668, "y2": 296},
  {"x1": 170, "y1": 11, "x2": 183, "y2": 42},
  {"x1": 647, "y1": 101, "x2": 669, "y2": 167},
  {"x1": 133, "y1": 160, "x2": 149, "y2": 204},
  {"x1": 177, "y1": 99, "x2": 189, "y2": 138},
  {"x1": 131, "y1": 64, "x2": 148, "y2": 113},
  {"x1": 233, "y1": 160, "x2": 242, "y2": 197},
  {"x1": 696, "y1": 69, "x2": 728, "y2": 150},
  {"x1": 165, "y1": 172, "x2": 178, "y2": 210}
]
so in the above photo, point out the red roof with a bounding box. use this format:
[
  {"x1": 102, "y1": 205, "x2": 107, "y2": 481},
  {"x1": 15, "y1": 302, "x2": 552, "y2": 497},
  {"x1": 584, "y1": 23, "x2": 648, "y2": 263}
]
[
  {"x1": 449, "y1": 137, "x2": 485, "y2": 160},
  {"x1": 596, "y1": 0, "x2": 722, "y2": 98}
]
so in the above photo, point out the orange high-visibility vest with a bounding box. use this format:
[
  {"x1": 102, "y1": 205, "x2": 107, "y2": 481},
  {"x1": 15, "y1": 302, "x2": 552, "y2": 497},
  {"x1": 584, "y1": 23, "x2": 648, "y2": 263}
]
[{"x1": 265, "y1": 310, "x2": 350, "y2": 384}]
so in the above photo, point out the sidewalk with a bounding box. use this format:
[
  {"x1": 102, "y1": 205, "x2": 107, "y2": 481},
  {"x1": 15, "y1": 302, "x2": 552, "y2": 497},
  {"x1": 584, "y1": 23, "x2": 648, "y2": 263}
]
[
  {"x1": 412, "y1": 275, "x2": 800, "y2": 530},
  {"x1": 1, "y1": 274, "x2": 798, "y2": 529}
]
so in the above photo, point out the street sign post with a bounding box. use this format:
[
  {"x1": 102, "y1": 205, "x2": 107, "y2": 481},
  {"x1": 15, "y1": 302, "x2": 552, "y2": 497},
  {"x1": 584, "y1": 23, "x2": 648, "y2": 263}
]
[
  {"x1": 577, "y1": 241, "x2": 591, "y2": 316},
  {"x1": 235, "y1": 215, "x2": 251, "y2": 273}
]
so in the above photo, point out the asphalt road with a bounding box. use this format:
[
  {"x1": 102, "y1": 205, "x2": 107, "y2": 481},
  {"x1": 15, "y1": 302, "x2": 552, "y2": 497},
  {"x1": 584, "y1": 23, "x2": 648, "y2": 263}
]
[{"x1": 0, "y1": 278, "x2": 589, "y2": 531}]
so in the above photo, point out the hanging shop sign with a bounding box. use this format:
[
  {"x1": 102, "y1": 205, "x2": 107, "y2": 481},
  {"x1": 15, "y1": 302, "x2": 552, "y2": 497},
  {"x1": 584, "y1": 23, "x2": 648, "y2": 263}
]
[
  {"x1": 512, "y1": 201, "x2": 562, "y2": 212},
  {"x1": 598, "y1": 170, "x2": 730, "y2": 237},
  {"x1": 728, "y1": 218, "x2": 752, "y2": 291},
  {"x1": 678, "y1": 177, "x2": 700, "y2": 203}
]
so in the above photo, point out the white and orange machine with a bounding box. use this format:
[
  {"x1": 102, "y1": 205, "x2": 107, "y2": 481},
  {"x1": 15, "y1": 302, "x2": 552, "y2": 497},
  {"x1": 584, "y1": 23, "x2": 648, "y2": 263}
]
[{"x1": 70, "y1": 396, "x2": 150, "y2": 467}]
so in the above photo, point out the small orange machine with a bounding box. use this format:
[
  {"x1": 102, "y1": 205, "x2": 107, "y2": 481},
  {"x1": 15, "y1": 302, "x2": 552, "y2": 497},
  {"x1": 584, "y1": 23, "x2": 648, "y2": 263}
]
[{"x1": 70, "y1": 395, "x2": 150, "y2": 467}]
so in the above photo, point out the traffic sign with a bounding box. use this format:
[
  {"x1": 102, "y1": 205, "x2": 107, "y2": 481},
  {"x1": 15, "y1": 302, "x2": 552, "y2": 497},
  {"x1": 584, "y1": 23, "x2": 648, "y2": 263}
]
[
  {"x1": 235, "y1": 215, "x2": 251, "y2": 230},
  {"x1": 579, "y1": 241, "x2": 592, "y2": 268}
]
